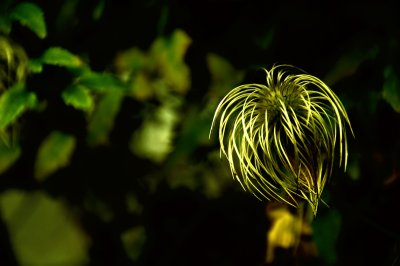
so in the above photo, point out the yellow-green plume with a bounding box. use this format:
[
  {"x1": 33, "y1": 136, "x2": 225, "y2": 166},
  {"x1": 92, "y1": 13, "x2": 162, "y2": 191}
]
[{"x1": 210, "y1": 65, "x2": 353, "y2": 215}]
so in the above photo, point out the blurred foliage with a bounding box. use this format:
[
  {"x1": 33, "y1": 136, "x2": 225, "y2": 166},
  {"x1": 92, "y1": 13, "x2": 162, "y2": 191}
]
[
  {"x1": 0, "y1": 190, "x2": 89, "y2": 266},
  {"x1": 34, "y1": 130, "x2": 76, "y2": 181},
  {"x1": 0, "y1": 0, "x2": 399, "y2": 266},
  {"x1": 312, "y1": 208, "x2": 342, "y2": 265},
  {"x1": 383, "y1": 65, "x2": 400, "y2": 113}
]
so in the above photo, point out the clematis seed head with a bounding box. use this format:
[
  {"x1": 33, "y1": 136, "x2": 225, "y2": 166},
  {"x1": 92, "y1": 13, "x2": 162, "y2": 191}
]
[{"x1": 210, "y1": 65, "x2": 353, "y2": 215}]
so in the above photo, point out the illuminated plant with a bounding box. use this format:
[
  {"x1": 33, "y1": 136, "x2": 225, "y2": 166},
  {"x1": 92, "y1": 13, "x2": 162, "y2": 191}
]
[{"x1": 210, "y1": 65, "x2": 353, "y2": 215}]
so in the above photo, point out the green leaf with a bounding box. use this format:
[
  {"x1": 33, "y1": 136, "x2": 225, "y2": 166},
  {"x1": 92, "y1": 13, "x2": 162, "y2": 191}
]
[
  {"x1": 150, "y1": 29, "x2": 192, "y2": 95},
  {"x1": 312, "y1": 209, "x2": 342, "y2": 265},
  {"x1": 92, "y1": 0, "x2": 105, "y2": 20},
  {"x1": 0, "y1": 83, "x2": 37, "y2": 130},
  {"x1": 62, "y1": 84, "x2": 94, "y2": 112},
  {"x1": 0, "y1": 142, "x2": 21, "y2": 174},
  {"x1": 382, "y1": 65, "x2": 400, "y2": 113},
  {"x1": 121, "y1": 226, "x2": 146, "y2": 262},
  {"x1": 27, "y1": 58, "x2": 43, "y2": 73},
  {"x1": 130, "y1": 100, "x2": 180, "y2": 163},
  {"x1": 0, "y1": 190, "x2": 89, "y2": 265},
  {"x1": 41, "y1": 47, "x2": 82, "y2": 68},
  {"x1": 78, "y1": 71, "x2": 127, "y2": 92},
  {"x1": 0, "y1": 15, "x2": 12, "y2": 34},
  {"x1": 324, "y1": 46, "x2": 379, "y2": 85},
  {"x1": 10, "y1": 2, "x2": 47, "y2": 39},
  {"x1": 206, "y1": 53, "x2": 245, "y2": 97},
  {"x1": 34, "y1": 131, "x2": 76, "y2": 181},
  {"x1": 87, "y1": 88, "x2": 124, "y2": 146}
]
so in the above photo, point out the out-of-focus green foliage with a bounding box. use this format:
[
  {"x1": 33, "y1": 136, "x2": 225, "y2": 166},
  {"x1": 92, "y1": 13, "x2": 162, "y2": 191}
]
[
  {"x1": 131, "y1": 98, "x2": 180, "y2": 163},
  {"x1": 92, "y1": 0, "x2": 105, "y2": 21},
  {"x1": 62, "y1": 84, "x2": 94, "y2": 113},
  {"x1": 312, "y1": 209, "x2": 342, "y2": 265},
  {"x1": 383, "y1": 65, "x2": 400, "y2": 113},
  {"x1": 324, "y1": 46, "x2": 379, "y2": 86},
  {"x1": 0, "y1": 83, "x2": 37, "y2": 130},
  {"x1": 0, "y1": 2, "x2": 46, "y2": 38},
  {"x1": 34, "y1": 131, "x2": 76, "y2": 181},
  {"x1": 121, "y1": 226, "x2": 146, "y2": 262},
  {"x1": 87, "y1": 87, "x2": 124, "y2": 145},
  {"x1": 0, "y1": 140, "x2": 20, "y2": 174},
  {"x1": 0, "y1": 36, "x2": 28, "y2": 91},
  {"x1": 113, "y1": 29, "x2": 192, "y2": 162},
  {"x1": 0, "y1": 190, "x2": 89, "y2": 266},
  {"x1": 29, "y1": 47, "x2": 83, "y2": 73},
  {"x1": 37, "y1": 47, "x2": 82, "y2": 68},
  {"x1": 115, "y1": 29, "x2": 191, "y2": 101}
]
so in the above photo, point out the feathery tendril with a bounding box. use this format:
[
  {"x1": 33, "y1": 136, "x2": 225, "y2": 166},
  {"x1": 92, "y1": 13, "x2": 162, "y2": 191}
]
[{"x1": 210, "y1": 65, "x2": 353, "y2": 215}]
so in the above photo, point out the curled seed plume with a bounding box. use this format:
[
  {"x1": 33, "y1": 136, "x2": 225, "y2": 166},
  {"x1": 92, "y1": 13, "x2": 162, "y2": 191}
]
[{"x1": 210, "y1": 65, "x2": 353, "y2": 215}]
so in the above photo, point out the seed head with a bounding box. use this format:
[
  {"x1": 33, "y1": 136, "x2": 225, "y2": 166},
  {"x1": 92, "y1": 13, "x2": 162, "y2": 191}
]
[{"x1": 210, "y1": 65, "x2": 353, "y2": 215}]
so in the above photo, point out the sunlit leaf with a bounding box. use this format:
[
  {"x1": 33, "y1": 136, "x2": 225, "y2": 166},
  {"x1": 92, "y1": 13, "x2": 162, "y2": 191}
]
[
  {"x1": 0, "y1": 190, "x2": 89, "y2": 266},
  {"x1": 382, "y1": 65, "x2": 400, "y2": 113},
  {"x1": 0, "y1": 83, "x2": 37, "y2": 130},
  {"x1": 34, "y1": 131, "x2": 76, "y2": 181},
  {"x1": 87, "y1": 88, "x2": 124, "y2": 146},
  {"x1": 78, "y1": 70, "x2": 127, "y2": 93},
  {"x1": 27, "y1": 58, "x2": 43, "y2": 73},
  {"x1": 266, "y1": 206, "x2": 304, "y2": 263},
  {"x1": 312, "y1": 208, "x2": 341, "y2": 264},
  {"x1": 114, "y1": 47, "x2": 147, "y2": 76},
  {"x1": 10, "y1": 2, "x2": 47, "y2": 39},
  {"x1": 40, "y1": 47, "x2": 82, "y2": 68},
  {"x1": 150, "y1": 29, "x2": 192, "y2": 94},
  {"x1": 121, "y1": 226, "x2": 146, "y2": 262},
  {"x1": 62, "y1": 84, "x2": 94, "y2": 112},
  {"x1": 130, "y1": 100, "x2": 180, "y2": 163},
  {"x1": 0, "y1": 142, "x2": 20, "y2": 174}
]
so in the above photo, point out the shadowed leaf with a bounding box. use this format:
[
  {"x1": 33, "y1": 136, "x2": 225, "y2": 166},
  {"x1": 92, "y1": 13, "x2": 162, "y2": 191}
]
[
  {"x1": 382, "y1": 65, "x2": 400, "y2": 113},
  {"x1": 0, "y1": 142, "x2": 20, "y2": 174},
  {"x1": 121, "y1": 226, "x2": 146, "y2": 262},
  {"x1": 0, "y1": 15, "x2": 11, "y2": 34},
  {"x1": 312, "y1": 209, "x2": 341, "y2": 264},
  {"x1": 34, "y1": 131, "x2": 76, "y2": 181},
  {"x1": 324, "y1": 46, "x2": 379, "y2": 85},
  {"x1": 10, "y1": 2, "x2": 47, "y2": 39},
  {"x1": 207, "y1": 53, "x2": 244, "y2": 96},
  {"x1": 87, "y1": 88, "x2": 124, "y2": 146}
]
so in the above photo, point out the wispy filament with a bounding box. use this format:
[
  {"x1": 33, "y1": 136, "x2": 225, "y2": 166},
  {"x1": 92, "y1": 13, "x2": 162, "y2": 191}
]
[{"x1": 210, "y1": 65, "x2": 353, "y2": 215}]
